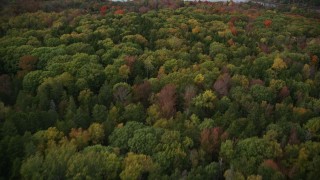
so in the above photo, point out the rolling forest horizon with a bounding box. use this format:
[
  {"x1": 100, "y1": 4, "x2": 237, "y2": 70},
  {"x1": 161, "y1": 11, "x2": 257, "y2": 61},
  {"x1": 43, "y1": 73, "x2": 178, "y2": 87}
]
[{"x1": 0, "y1": 0, "x2": 320, "y2": 179}]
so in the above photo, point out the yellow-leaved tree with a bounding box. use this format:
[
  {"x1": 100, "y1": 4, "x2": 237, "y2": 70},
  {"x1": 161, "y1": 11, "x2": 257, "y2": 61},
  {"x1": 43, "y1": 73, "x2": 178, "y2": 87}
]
[{"x1": 272, "y1": 56, "x2": 287, "y2": 71}]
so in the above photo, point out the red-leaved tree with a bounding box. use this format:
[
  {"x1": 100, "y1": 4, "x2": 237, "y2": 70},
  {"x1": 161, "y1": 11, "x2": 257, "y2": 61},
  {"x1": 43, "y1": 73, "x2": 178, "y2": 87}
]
[
  {"x1": 133, "y1": 80, "x2": 151, "y2": 106},
  {"x1": 100, "y1": 5, "x2": 108, "y2": 15},
  {"x1": 229, "y1": 17, "x2": 238, "y2": 36},
  {"x1": 278, "y1": 86, "x2": 290, "y2": 100},
  {"x1": 157, "y1": 84, "x2": 177, "y2": 118},
  {"x1": 264, "y1": 19, "x2": 272, "y2": 28},
  {"x1": 213, "y1": 73, "x2": 231, "y2": 96},
  {"x1": 262, "y1": 159, "x2": 280, "y2": 171},
  {"x1": 200, "y1": 127, "x2": 228, "y2": 155}
]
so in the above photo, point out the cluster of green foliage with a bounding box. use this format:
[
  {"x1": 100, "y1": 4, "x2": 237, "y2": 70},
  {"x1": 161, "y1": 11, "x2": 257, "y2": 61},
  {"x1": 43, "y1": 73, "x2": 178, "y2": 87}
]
[
  {"x1": 268, "y1": 0, "x2": 320, "y2": 6},
  {"x1": 1, "y1": 0, "x2": 320, "y2": 179}
]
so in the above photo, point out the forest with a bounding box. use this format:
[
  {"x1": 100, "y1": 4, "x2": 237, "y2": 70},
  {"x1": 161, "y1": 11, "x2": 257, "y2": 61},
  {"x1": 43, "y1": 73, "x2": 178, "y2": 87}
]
[{"x1": 0, "y1": 0, "x2": 320, "y2": 179}]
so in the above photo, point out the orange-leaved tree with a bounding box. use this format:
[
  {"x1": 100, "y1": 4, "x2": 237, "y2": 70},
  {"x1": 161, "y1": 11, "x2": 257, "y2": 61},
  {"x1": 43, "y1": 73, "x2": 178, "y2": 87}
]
[{"x1": 264, "y1": 19, "x2": 272, "y2": 28}]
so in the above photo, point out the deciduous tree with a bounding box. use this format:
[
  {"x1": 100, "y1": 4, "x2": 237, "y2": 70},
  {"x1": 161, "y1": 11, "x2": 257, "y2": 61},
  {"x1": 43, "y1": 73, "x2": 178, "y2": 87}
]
[{"x1": 157, "y1": 84, "x2": 177, "y2": 119}]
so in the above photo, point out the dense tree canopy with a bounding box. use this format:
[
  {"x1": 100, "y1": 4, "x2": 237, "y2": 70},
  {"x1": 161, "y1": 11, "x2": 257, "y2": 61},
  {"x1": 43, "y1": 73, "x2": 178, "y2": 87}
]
[{"x1": 0, "y1": 0, "x2": 320, "y2": 179}]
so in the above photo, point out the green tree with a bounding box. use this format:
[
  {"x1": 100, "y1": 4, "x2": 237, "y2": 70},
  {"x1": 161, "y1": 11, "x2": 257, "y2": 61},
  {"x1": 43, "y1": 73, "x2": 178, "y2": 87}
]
[
  {"x1": 128, "y1": 127, "x2": 163, "y2": 155},
  {"x1": 232, "y1": 137, "x2": 282, "y2": 176},
  {"x1": 92, "y1": 104, "x2": 108, "y2": 123},
  {"x1": 154, "y1": 130, "x2": 190, "y2": 173},
  {"x1": 209, "y1": 42, "x2": 228, "y2": 58},
  {"x1": 67, "y1": 147, "x2": 121, "y2": 180},
  {"x1": 121, "y1": 103, "x2": 146, "y2": 123},
  {"x1": 20, "y1": 153, "x2": 44, "y2": 180},
  {"x1": 250, "y1": 85, "x2": 274, "y2": 103},
  {"x1": 109, "y1": 121, "x2": 145, "y2": 151},
  {"x1": 22, "y1": 70, "x2": 49, "y2": 94},
  {"x1": 304, "y1": 117, "x2": 320, "y2": 141},
  {"x1": 21, "y1": 143, "x2": 76, "y2": 180},
  {"x1": 113, "y1": 83, "x2": 132, "y2": 105},
  {"x1": 66, "y1": 42, "x2": 95, "y2": 55},
  {"x1": 119, "y1": 64, "x2": 130, "y2": 81},
  {"x1": 192, "y1": 90, "x2": 217, "y2": 117}
]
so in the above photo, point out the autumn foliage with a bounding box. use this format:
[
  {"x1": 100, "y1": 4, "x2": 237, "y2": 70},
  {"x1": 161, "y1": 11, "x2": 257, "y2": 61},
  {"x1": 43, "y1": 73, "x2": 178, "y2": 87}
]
[
  {"x1": 259, "y1": 43, "x2": 270, "y2": 54},
  {"x1": 0, "y1": 74, "x2": 12, "y2": 96},
  {"x1": 19, "y1": 55, "x2": 38, "y2": 71},
  {"x1": 213, "y1": 73, "x2": 231, "y2": 96},
  {"x1": 2, "y1": 1, "x2": 320, "y2": 179},
  {"x1": 264, "y1": 19, "x2": 272, "y2": 28},
  {"x1": 311, "y1": 55, "x2": 318, "y2": 65},
  {"x1": 114, "y1": 9, "x2": 125, "y2": 15},
  {"x1": 227, "y1": 39, "x2": 235, "y2": 46},
  {"x1": 100, "y1": 5, "x2": 108, "y2": 15},
  {"x1": 17, "y1": 55, "x2": 38, "y2": 78},
  {"x1": 184, "y1": 86, "x2": 197, "y2": 109},
  {"x1": 228, "y1": 18, "x2": 238, "y2": 36},
  {"x1": 288, "y1": 128, "x2": 300, "y2": 144},
  {"x1": 139, "y1": 6, "x2": 150, "y2": 13},
  {"x1": 230, "y1": 26, "x2": 238, "y2": 36},
  {"x1": 278, "y1": 86, "x2": 290, "y2": 99},
  {"x1": 69, "y1": 128, "x2": 90, "y2": 149},
  {"x1": 157, "y1": 84, "x2": 177, "y2": 118},
  {"x1": 124, "y1": 56, "x2": 136, "y2": 70},
  {"x1": 262, "y1": 159, "x2": 280, "y2": 171},
  {"x1": 133, "y1": 81, "x2": 152, "y2": 106},
  {"x1": 200, "y1": 127, "x2": 228, "y2": 154}
]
